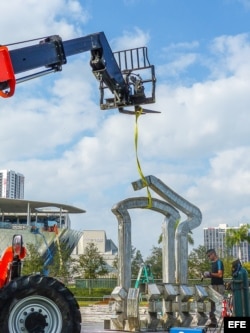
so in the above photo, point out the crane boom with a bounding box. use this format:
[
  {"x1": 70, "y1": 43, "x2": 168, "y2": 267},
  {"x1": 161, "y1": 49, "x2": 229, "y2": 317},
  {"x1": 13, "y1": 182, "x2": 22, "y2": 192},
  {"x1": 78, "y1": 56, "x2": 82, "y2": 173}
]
[{"x1": 0, "y1": 32, "x2": 156, "y2": 111}]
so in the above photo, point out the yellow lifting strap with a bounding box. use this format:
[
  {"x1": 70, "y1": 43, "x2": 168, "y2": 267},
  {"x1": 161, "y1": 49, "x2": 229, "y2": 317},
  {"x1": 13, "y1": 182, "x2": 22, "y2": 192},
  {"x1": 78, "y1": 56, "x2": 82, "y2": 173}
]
[
  {"x1": 54, "y1": 225, "x2": 63, "y2": 270},
  {"x1": 134, "y1": 107, "x2": 152, "y2": 208}
]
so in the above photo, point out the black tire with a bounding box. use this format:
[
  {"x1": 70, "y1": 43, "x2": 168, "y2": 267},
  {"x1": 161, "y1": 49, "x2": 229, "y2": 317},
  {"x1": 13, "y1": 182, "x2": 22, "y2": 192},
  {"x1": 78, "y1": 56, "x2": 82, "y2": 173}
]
[{"x1": 0, "y1": 274, "x2": 81, "y2": 333}]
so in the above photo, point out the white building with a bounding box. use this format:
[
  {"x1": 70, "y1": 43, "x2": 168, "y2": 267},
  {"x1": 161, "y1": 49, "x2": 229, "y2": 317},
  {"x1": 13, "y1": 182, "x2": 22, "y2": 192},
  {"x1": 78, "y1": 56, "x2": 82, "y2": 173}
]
[
  {"x1": 72, "y1": 230, "x2": 118, "y2": 269},
  {"x1": 204, "y1": 223, "x2": 250, "y2": 262},
  {"x1": 0, "y1": 169, "x2": 24, "y2": 199}
]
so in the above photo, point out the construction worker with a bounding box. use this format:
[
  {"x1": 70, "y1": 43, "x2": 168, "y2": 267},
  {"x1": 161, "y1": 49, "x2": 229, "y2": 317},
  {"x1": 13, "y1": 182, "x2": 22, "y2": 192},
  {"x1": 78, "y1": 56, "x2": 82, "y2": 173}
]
[{"x1": 203, "y1": 249, "x2": 225, "y2": 328}]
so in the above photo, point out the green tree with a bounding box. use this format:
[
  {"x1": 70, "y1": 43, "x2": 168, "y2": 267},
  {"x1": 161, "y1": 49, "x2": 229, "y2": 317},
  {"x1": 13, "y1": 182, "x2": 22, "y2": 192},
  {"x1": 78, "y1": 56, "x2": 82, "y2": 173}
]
[
  {"x1": 145, "y1": 246, "x2": 162, "y2": 279},
  {"x1": 188, "y1": 245, "x2": 210, "y2": 279},
  {"x1": 131, "y1": 248, "x2": 144, "y2": 279},
  {"x1": 78, "y1": 242, "x2": 108, "y2": 279},
  {"x1": 111, "y1": 245, "x2": 143, "y2": 279},
  {"x1": 188, "y1": 245, "x2": 236, "y2": 279},
  {"x1": 22, "y1": 243, "x2": 44, "y2": 275},
  {"x1": 222, "y1": 256, "x2": 236, "y2": 278},
  {"x1": 226, "y1": 224, "x2": 250, "y2": 260},
  {"x1": 242, "y1": 262, "x2": 250, "y2": 275}
]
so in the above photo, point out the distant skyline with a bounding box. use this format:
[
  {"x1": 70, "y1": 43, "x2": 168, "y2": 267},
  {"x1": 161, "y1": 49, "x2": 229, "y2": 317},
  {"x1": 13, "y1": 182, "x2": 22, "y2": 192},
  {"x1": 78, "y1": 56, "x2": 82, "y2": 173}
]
[
  {"x1": 0, "y1": 169, "x2": 24, "y2": 199},
  {"x1": 1, "y1": 0, "x2": 250, "y2": 257}
]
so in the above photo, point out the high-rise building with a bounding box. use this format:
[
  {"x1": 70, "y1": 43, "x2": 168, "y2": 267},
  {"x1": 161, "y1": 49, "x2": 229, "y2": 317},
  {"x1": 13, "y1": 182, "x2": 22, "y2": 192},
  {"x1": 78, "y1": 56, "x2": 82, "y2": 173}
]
[
  {"x1": 204, "y1": 223, "x2": 250, "y2": 262},
  {"x1": 0, "y1": 169, "x2": 25, "y2": 199}
]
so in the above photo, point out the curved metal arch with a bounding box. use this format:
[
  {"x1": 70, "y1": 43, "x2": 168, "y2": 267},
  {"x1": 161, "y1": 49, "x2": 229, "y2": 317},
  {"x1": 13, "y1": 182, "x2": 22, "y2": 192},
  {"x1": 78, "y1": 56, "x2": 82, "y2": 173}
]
[
  {"x1": 132, "y1": 175, "x2": 202, "y2": 284},
  {"x1": 111, "y1": 197, "x2": 180, "y2": 290}
]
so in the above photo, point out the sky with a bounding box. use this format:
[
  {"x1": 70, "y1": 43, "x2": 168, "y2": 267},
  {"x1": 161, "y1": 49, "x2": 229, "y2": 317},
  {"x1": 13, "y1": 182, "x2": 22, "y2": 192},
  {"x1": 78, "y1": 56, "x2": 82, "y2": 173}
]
[{"x1": 1, "y1": 0, "x2": 250, "y2": 258}]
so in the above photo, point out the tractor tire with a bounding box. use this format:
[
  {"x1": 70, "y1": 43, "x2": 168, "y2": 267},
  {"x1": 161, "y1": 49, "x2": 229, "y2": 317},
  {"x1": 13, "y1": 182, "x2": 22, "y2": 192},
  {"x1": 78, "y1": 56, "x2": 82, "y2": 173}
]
[{"x1": 0, "y1": 274, "x2": 81, "y2": 333}]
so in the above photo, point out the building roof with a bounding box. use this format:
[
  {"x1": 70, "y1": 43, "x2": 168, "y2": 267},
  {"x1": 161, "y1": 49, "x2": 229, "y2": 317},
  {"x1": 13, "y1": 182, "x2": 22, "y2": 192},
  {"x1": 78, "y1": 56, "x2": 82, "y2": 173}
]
[{"x1": 0, "y1": 198, "x2": 86, "y2": 214}]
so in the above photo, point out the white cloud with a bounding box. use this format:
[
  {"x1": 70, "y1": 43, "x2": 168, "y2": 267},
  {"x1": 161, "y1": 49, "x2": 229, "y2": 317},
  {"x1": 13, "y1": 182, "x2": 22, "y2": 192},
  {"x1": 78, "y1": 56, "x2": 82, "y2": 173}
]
[
  {"x1": 111, "y1": 27, "x2": 150, "y2": 51},
  {"x1": 208, "y1": 33, "x2": 250, "y2": 78},
  {"x1": 1, "y1": 0, "x2": 87, "y2": 43},
  {"x1": 1, "y1": 1, "x2": 250, "y2": 257}
]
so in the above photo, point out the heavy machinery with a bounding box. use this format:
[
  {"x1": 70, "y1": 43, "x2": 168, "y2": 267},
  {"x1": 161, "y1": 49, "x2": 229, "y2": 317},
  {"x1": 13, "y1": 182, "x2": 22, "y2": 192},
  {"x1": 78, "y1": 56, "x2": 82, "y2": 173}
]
[
  {"x1": 0, "y1": 234, "x2": 81, "y2": 333},
  {"x1": 0, "y1": 31, "x2": 157, "y2": 332},
  {"x1": 0, "y1": 32, "x2": 157, "y2": 114}
]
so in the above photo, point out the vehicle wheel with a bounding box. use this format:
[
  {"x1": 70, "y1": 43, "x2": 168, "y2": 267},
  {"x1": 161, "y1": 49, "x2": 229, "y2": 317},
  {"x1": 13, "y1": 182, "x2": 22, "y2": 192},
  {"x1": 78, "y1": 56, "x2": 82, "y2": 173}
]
[{"x1": 0, "y1": 274, "x2": 81, "y2": 333}]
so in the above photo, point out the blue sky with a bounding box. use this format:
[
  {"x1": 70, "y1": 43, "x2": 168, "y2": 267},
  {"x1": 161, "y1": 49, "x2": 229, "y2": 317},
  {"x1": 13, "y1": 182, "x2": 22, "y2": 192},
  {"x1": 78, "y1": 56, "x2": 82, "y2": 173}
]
[{"x1": 1, "y1": 0, "x2": 250, "y2": 258}]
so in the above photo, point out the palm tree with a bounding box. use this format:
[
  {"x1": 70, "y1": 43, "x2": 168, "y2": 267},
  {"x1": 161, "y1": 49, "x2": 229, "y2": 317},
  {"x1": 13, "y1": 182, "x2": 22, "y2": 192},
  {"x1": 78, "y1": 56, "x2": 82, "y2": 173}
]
[{"x1": 225, "y1": 224, "x2": 250, "y2": 260}]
